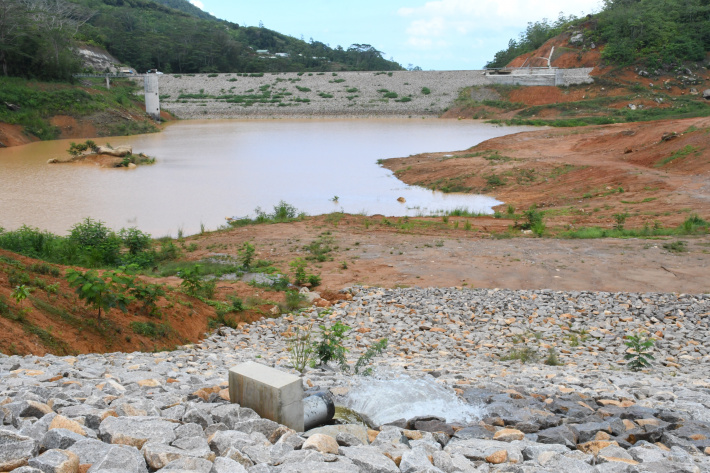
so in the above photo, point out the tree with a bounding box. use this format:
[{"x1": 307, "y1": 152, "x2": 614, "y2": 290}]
[
  {"x1": 0, "y1": 0, "x2": 30, "y2": 75},
  {"x1": 66, "y1": 268, "x2": 132, "y2": 319}
]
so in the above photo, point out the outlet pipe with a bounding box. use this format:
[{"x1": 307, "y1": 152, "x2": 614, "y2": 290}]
[{"x1": 303, "y1": 391, "x2": 335, "y2": 431}]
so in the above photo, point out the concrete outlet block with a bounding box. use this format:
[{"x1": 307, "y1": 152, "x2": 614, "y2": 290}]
[{"x1": 229, "y1": 361, "x2": 304, "y2": 431}]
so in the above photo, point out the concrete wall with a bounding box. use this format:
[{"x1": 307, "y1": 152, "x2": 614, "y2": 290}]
[
  {"x1": 485, "y1": 68, "x2": 594, "y2": 87},
  {"x1": 144, "y1": 74, "x2": 160, "y2": 120}
]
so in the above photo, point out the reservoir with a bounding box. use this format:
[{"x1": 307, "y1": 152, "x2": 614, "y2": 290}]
[{"x1": 0, "y1": 118, "x2": 531, "y2": 236}]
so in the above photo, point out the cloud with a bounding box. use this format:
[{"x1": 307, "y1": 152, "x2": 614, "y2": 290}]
[
  {"x1": 398, "y1": 0, "x2": 601, "y2": 51},
  {"x1": 189, "y1": 0, "x2": 205, "y2": 10}
]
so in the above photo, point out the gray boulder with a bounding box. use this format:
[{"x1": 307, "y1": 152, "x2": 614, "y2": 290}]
[
  {"x1": 210, "y1": 457, "x2": 248, "y2": 473},
  {"x1": 0, "y1": 429, "x2": 38, "y2": 471},
  {"x1": 28, "y1": 449, "x2": 79, "y2": 473},
  {"x1": 40, "y1": 428, "x2": 85, "y2": 451},
  {"x1": 339, "y1": 446, "x2": 399, "y2": 473},
  {"x1": 99, "y1": 416, "x2": 177, "y2": 448},
  {"x1": 86, "y1": 444, "x2": 148, "y2": 473}
]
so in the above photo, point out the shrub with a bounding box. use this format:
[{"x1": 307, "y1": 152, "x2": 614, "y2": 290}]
[
  {"x1": 289, "y1": 258, "x2": 308, "y2": 285},
  {"x1": 65, "y1": 269, "x2": 132, "y2": 319},
  {"x1": 119, "y1": 227, "x2": 152, "y2": 255},
  {"x1": 239, "y1": 242, "x2": 255, "y2": 269},
  {"x1": 421, "y1": 87, "x2": 431, "y2": 95},
  {"x1": 69, "y1": 218, "x2": 121, "y2": 266},
  {"x1": 312, "y1": 321, "x2": 350, "y2": 370},
  {"x1": 625, "y1": 333, "x2": 654, "y2": 371},
  {"x1": 287, "y1": 323, "x2": 313, "y2": 373}
]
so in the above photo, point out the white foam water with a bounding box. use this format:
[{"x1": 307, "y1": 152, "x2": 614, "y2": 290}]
[{"x1": 341, "y1": 374, "x2": 485, "y2": 427}]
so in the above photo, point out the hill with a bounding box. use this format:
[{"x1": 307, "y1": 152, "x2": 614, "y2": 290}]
[{"x1": 71, "y1": 0, "x2": 402, "y2": 74}]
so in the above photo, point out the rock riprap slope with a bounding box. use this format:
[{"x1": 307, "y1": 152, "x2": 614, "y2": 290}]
[
  {"x1": 1, "y1": 287, "x2": 710, "y2": 472},
  {"x1": 157, "y1": 71, "x2": 489, "y2": 119}
]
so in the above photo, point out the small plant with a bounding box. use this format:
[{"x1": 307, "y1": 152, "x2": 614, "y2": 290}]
[
  {"x1": 65, "y1": 269, "x2": 132, "y2": 319},
  {"x1": 289, "y1": 257, "x2": 308, "y2": 285},
  {"x1": 421, "y1": 87, "x2": 431, "y2": 95},
  {"x1": 330, "y1": 195, "x2": 339, "y2": 203},
  {"x1": 287, "y1": 323, "x2": 313, "y2": 373},
  {"x1": 307, "y1": 274, "x2": 322, "y2": 287},
  {"x1": 625, "y1": 332, "x2": 655, "y2": 371},
  {"x1": 284, "y1": 290, "x2": 306, "y2": 311},
  {"x1": 544, "y1": 348, "x2": 562, "y2": 366},
  {"x1": 663, "y1": 240, "x2": 687, "y2": 253},
  {"x1": 312, "y1": 321, "x2": 351, "y2": 370},
  {"x1": 11, "y1": 285, "x2": 31, "y2": 309},
  {"x1": 353, "y1": 339, "x2": 388, "y2": 375},
  {"x1": 239, "y1": 242, "x2": 256, "y2": 269},
  {"x1": 177, "y1": 265, "x2": 214, "y2": 298},
  {"x1": 341, "y1": 261, "x2": 348, "y2": 270},
  {"x1": 613, "y1": 212, "x2": 629, "y2": 230}
]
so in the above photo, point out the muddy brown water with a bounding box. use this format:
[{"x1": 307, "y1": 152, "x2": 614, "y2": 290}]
[{"x1": 0, "y1": 118, "x2": 533, "y2": 236}]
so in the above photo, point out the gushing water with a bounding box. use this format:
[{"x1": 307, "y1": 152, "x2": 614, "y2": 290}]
[{"x1": 341, "y1": 374, "x2": 484, "y2": 427}]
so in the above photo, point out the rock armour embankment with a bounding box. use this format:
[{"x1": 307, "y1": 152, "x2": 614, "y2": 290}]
[
  {"x1": 2, "y1": 287, "x2": 710, "y2": 472},
  {"x1": 157, "y1": 71, "x2": 491, "y2": 119}
]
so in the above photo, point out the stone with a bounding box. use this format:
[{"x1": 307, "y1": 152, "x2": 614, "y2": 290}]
[
  {"x1": 302, "y1": 434, "x2": 338, "y2": 454},
  {"x1": 339, "y1": 446, "x2": 399, "y2": 473},
  {"x1": 229, "y1": 362, "x2": 303, "y2": 431},
  {"x1": 207, "y1": 431, "x2": 252, "y2": 456},
  {"x1": 577, "y1": 440, "x2": 618, "y2": 455},
  {"x1": 492, "y1": 428, "x2": 523, "y2": 442},
  {"x1": 0, "y1": 429, "x2": 38, "y2": 471},
  {"x1": 703, "y1": 89, "x2": 710, "y2": 100},
  {"x1": 399, "y1": 449, "x2": 438, "y2": 473},
  {"x1": 444, "y1": 439, "x2": 523, "y2": 464},
  {"x1": 536, "y1": 425, "x2": 578, "y2": 448},
  {"x1": 98, "y1": 416, "x2": 176, "y2": 448},
  {"x1": 49, "y1": 417, "x2": 86, "y2": 437},
  {"x1": 209, "y1": 457, "x2": 247, "y2": 473},
  {"x1": 86, "y1": 444, "x2": 147, "y2": 473},
  {"x1": 28, "y1": 449, "x2": 79, "y2": 473},
  {"x1": 141, "y1": 443, "x2": 189, "y2": 470},
  {"x1": 158, "y1": 456, "x2": 213, "y2": 473},
  {"x1": 40, "y1": 429, "x2": 85, "y2": 451},
  {"x1": 484, "y1": 449, "x2": 507, "y2": 464},
  {"x1": 306, "y1": 425, "x2": 369, "y2": 447},
  {"x1": 335, "y1": 433, "x2": 363, "y2": 447}
]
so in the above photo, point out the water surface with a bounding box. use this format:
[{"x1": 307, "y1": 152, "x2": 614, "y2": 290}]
[{"x1": 0, "y1": 118, "x2": 531, "y2": 236}]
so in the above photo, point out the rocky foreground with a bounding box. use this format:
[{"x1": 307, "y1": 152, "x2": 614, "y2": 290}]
[{"x1": 1, "y1": 286, "x2": 710, "y2": 472}]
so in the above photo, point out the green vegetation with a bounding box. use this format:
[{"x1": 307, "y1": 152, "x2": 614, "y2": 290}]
[
  {"x1": 65, "y1": 268, "x2": 133, "y2": 319},
  {"x1": 0, "y1": 78, "x2": 157, "y2": 141},
  {"x1": 0, "y1": 218, "x2": 159, "y2": 268},
  {"x1": 560, "y1": 214, "x2": 708, "y2": 239},
  {"x1": 226, "y1": 201, "x2": 306, "y2": 227},
  {"x1": 625, "y1": 332, "x2": 655, "y2": 371},
  {"x1": 655, "y1": 145, "x2": 700, "y2": 167},
  {"x1": 487, "y1": 0, "x2": 710, "y2": 68}
]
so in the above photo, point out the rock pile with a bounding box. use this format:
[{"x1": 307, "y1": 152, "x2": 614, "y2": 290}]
[{"x1": 1, "y1": 286, "x2": 709, "y2": 472}]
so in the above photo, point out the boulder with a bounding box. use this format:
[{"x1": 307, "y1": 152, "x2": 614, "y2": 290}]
[
  {"x1": 28, "y1": 449, "x2": 79, "y2": 473},
  {"x1": 302, "y1": 433, "x2": 338, "y2": 454},
  {"x1": 210, "y1": 457, "x2": 247, "y2": 473},
  {"x1": 703, "y1": 89, "x2": 710, "y2": 100},
  {"x1": 40, "y1": 428, "x2": 85, "y2": 451},
  {"x1": 85, "y1": 444, "x2": 148, "y2": 473},
  {"x1": 339, "y1": 446, "x2": 399, "y2": 473},
  {"x1": 0, "y1": 429, "x2": 38, "y2": 471},
  {"x1": 96, "y1": 145, "x2": 132, "y2": 157},
  {"x1": 98, "y1": 416, "x2": 176, "y2": 448}
]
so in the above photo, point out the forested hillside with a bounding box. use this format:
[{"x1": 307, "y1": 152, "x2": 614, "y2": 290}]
[
  {"x1": 0, "y1": 0, "x2": 401, "y2": 81},
  {"x1": 487, "y1": 0, "x2": 710, "y2": 68}
]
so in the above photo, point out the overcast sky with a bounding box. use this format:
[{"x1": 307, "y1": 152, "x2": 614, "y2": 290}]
[{"x1": 189, "y1": 0, "x2": 602, "y2": 70}]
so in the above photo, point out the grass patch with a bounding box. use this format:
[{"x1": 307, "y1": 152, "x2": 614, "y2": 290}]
[
  {"x1": 655, "y1": 145, "x2": 700, "y2": 167},
  {"x1": 226, "y1": 201, "x2": 306, "y2": 228},
  {"x1": 0, "y1": 77, "x2": 156, "y2": 140}
]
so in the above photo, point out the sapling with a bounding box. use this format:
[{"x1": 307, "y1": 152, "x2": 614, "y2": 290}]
[{"x1": 625, "y1": 332, "x2": 655, "y2": 371}]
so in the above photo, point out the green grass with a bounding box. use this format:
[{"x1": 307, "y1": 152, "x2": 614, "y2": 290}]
[
  {"x1": 225, "y1": 201, "x2": 306, "y2": 228},
  {"x1": 130, "y1": 321, "x2": 172, "y2": 339},
  {"x1": 560, "y1": 215, "x2": 708, "y2": 239},
  {"x1": 655, "y1": 145, "x2": 700, "y2": 167}
]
